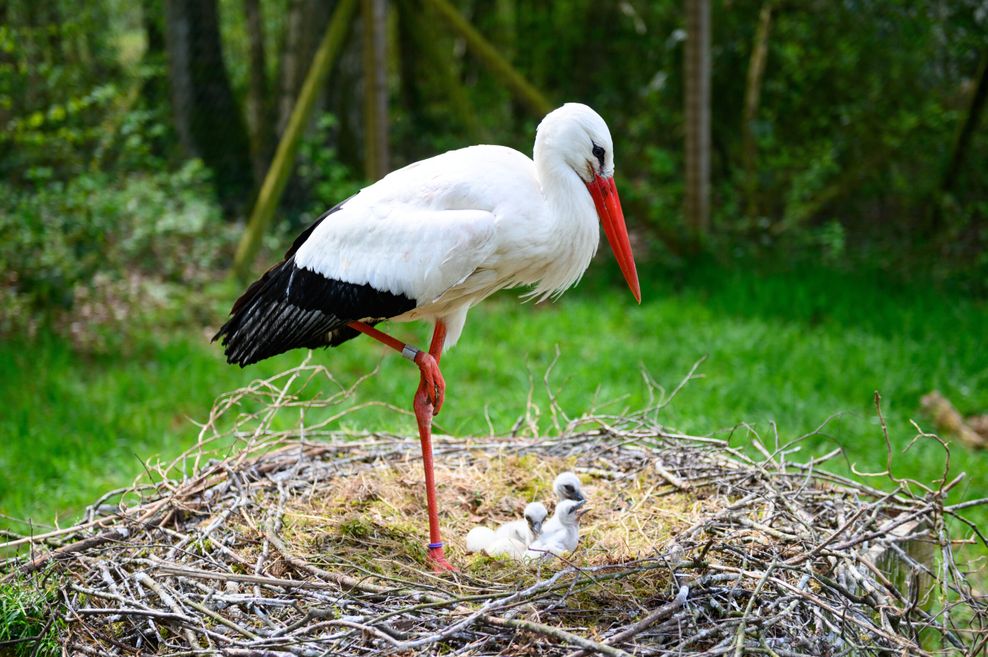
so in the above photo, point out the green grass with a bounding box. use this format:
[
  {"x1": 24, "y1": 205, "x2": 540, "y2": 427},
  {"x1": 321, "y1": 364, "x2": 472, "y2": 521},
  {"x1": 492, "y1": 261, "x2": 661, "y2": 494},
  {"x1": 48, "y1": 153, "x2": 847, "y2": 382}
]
[
  {"x1": 2, "y1": 259, "x2": 987, "y2": 532},
  {"x1": 0, "y1": 577, "x2": 62, "y2": 657}
]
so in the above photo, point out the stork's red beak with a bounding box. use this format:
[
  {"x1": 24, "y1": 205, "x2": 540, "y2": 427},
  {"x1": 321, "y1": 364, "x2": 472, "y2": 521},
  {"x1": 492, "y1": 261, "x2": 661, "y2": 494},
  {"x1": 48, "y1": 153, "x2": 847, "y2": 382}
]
[{"x1": 586, "y1": 175, "x2": 641, "y2": 303}]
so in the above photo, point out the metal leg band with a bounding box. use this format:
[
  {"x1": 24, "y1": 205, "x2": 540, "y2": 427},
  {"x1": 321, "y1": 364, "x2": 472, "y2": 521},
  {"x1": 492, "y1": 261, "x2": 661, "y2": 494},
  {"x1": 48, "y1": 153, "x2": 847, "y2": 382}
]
[{"x1": 401, "y1": 345, "x2": 420, "y2": 362}]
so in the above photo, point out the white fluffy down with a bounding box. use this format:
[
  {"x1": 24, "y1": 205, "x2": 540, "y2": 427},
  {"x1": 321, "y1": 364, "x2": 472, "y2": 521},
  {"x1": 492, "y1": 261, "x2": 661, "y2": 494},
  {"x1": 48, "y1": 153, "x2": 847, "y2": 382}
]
[
  {"x1": 466, "y1": 502, "x2": 549, "y2": 560},
  {"x1": 465, "y1": 526, "x2": 497, "y2": 553},
  {"x1": 466, "y1": 527, "x2": 528, "y2": 558}
]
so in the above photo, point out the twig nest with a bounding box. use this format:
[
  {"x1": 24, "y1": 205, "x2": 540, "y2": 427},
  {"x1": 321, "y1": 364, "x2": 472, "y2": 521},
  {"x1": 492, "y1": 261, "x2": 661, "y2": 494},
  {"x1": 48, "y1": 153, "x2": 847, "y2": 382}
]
[{"x1": 2, "y1": 363, "x2": 984, "y2": 655}]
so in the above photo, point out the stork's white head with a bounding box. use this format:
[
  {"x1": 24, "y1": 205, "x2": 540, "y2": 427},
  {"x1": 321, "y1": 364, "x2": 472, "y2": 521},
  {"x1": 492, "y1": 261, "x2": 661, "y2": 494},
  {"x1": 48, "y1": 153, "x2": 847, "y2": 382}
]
[
  {"x1": 553, "y1": 471, "x2": 585, "y2": 503},
  {"x1": 535, "y1": 103, "x2": 615, "y2": 182},
  {"x1": 554, "y1": 499, "x2": 587, "y2": 528},
  {"x1": 524, "y1": 502, "x2": 549, "y2": 536},
  {"x1": 534, "y1": 103, "x2": 641, "y2": 304}
]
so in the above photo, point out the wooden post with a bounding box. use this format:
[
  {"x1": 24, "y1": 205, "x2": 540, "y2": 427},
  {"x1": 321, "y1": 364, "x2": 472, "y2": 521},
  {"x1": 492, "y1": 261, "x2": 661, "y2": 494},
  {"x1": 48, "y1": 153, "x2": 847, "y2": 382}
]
[
  {"x1": 233, "y1": 0, "x2": 358, "y2": 281},
  {"x1": 362, "y1": 0, "x2": 390, "y2": 180},
  {"x1": 684, "y1": 0, "x2": 711, "y2": 242}
]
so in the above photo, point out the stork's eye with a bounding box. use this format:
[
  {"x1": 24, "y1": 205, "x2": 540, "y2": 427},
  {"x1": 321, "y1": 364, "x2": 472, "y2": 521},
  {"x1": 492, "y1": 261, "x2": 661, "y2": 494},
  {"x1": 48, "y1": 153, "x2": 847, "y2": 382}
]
[
  {"x1": 564, "y1": 485, "x2": 575, "y2": 494},
  {"x1": 591, "y1": 144, "x2": 605, "y2": 167}
]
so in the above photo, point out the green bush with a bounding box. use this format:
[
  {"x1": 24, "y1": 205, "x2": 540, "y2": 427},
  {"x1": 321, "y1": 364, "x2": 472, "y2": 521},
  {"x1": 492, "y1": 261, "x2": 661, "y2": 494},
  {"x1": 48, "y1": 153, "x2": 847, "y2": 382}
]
[
  {"x1": 295, "y1": 113, "x2": 364, "y2": 221},
  {"x1": 0, "y1": 160, "x2": 233, "y2": 337}
]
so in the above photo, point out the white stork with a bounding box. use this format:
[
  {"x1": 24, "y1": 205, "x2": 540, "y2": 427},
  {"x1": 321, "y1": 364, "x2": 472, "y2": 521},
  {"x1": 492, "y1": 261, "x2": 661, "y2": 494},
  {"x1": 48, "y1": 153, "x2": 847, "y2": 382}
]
[{"x1": 215, "y1": 103, "x2": 640, "y2": 571}]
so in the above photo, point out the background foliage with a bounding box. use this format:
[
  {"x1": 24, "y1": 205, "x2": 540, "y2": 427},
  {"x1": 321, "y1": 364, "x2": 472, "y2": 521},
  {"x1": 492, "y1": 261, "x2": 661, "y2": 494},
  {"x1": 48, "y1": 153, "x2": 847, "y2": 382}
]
[{"x1": 2, "y1": 0, "x2": 986, "y2": 302}]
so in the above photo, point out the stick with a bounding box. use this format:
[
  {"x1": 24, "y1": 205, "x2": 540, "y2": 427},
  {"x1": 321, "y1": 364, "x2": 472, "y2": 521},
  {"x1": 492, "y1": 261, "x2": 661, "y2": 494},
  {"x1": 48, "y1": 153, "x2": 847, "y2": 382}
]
[{"x1": 565, "y1": 585, "x2": 689, "y2": 657}]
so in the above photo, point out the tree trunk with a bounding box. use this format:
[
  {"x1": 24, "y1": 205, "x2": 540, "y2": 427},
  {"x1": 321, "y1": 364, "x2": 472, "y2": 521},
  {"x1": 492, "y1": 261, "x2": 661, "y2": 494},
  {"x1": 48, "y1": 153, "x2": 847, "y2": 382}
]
[
  {"x1": 140, "y1": 0, "x2": 170, "y2": 158},
  {"x1": 514, "y1": 2, "x2": 550, "y2": 92},
  {"x1": 144, "y1": 0, "x2": 167, "y2": 56},
  {"x1": 324, "y1": 24, "x2": 364, "y2": 173},
  {"x1": 163, "y1": 0, "x2": 196, "y2": 155},
  {"x1": 165, "y1": 0, "x2": 254, "y2": 215},
  {"x1": 395, "y1": 0, "x2": 425, "y2": 134},
  {"x1": 277, "y1": 0, "x2": 306, "y2": 135},
  {"x1": 41, "y1": 1, "x2": 63, "y2": 64},
  {"x1": 361, "y1": 0, "x2": 389, "y2": 180},
  {"x1": 0, "y1": 1, "x2": 11, "y2": 127},
  {"x1": 927, "y1": 48, "x2": 988, "y2": 234},
  {"x1": 741, "y1": 1, "x2": 773, "y2": 220},
  {"x1": 942, "y1": 49, "x2": 988, "y2": 196},
  {"x1": 243, "y1": 0, "x2": 275, "y2": 183},
  {"x1": 276, "y1": 0, "x2": 333, "y2": 135},
  {"x1": 21, "y1": 1, "x2": 46, "y2": 110},
  {"x1": 684, "y1": 0, "x2": 711, "y2": 242}
]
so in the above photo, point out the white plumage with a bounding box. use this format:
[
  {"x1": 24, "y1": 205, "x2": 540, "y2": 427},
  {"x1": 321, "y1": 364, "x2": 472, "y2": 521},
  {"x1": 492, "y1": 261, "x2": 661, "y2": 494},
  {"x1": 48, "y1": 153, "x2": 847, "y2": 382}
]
[{"x1": 465, "y1": 526, "x2": 497, "y2": 553}]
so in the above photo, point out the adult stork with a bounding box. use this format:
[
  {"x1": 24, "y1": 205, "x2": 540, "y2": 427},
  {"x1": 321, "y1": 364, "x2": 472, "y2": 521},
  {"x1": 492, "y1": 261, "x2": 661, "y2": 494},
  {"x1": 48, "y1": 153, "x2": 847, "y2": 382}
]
[{"x1": 215, "y1": 103, "x2": 640, "y2": 571}]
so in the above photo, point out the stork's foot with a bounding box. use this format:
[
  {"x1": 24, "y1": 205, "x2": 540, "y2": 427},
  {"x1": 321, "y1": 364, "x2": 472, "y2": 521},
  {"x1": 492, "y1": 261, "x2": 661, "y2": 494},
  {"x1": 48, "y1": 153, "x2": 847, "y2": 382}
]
[
  {"x1": 414, "y1": 351, "x2": 445, "y2": 415},
  {"x1": 427, "y1": 543, "x2": 457, "y2": 572}
]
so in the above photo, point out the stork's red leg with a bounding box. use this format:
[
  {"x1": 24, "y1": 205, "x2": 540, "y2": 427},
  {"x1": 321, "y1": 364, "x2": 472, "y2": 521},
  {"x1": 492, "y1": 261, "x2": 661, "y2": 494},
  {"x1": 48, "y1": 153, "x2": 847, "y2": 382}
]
[
  {"x1": 348, "y1": 320, "x2": 455, "y2": 572},
  {"x1": 415, "y1": 321, "x2": 453, "y2": 571}
]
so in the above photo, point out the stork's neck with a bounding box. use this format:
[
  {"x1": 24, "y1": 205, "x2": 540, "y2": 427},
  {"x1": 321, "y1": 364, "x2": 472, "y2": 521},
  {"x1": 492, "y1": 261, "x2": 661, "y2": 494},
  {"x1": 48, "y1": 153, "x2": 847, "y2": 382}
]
[
  {"x1": 533, "y1": 131, "x2": 599, "y2": 231},
  {"x1": 529, "y1": 145, "x2": 600, "y2": 299}
]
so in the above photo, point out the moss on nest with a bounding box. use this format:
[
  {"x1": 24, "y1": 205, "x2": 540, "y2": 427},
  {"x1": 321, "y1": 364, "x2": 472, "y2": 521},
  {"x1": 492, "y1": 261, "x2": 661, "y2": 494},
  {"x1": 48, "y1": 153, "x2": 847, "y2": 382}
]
[{"x1": 279, "y1": 453, "x2": 703, "y2": 586}]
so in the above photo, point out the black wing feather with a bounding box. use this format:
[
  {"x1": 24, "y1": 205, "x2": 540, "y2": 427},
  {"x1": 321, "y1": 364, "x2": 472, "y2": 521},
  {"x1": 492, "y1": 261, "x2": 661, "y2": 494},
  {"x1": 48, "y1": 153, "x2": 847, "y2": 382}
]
[{"x1": 213, "y1": 198, "x2": 416, "y2": 367}]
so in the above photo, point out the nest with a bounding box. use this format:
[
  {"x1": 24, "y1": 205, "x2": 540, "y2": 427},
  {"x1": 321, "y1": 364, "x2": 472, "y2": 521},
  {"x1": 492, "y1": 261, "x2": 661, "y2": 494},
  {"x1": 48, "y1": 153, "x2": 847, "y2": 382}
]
[{"x1": 2, "y1": 362, "x2": 987, "y2": 656}]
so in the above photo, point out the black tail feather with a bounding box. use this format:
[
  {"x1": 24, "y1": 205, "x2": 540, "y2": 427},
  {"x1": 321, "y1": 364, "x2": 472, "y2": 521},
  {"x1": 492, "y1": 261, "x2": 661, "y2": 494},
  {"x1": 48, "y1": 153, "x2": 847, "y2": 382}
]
[
  {"x1": 214, "y1": 257, "x2": 416, "y2": 367},
  {"x1": 213, "y1": 260, "x2": 347, "y2": 366}
]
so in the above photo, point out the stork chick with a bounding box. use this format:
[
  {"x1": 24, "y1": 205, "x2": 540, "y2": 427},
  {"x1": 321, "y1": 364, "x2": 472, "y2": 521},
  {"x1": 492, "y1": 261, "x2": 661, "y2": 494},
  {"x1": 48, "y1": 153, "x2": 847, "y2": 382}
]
[
  {"x1": 466, "y1": 502, "x2": 548, "y2": 559},
  {"x1": 553, "y1": 471, "x2": 586, "y2": 503},
  {"x1": 525, "y1": 499, "x2": 586, "y2": 559}
]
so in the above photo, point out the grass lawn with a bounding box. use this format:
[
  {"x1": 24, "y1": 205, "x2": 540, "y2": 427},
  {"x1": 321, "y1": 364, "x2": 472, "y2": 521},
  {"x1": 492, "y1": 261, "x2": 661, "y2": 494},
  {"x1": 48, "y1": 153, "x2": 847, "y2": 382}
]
[{"x1": 2, "y1": 259, "x2": 987, "y2": 532}]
